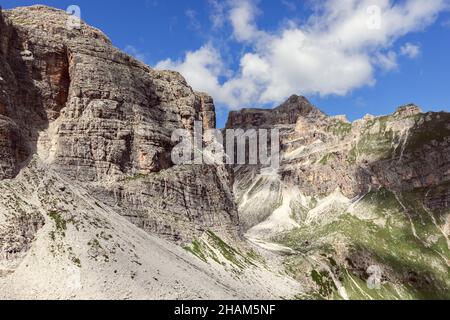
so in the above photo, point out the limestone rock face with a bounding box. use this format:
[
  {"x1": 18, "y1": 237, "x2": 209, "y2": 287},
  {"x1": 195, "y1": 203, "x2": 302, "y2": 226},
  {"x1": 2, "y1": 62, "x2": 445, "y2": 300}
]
[
  {"x1": 0, "y1": 6, "x2": 239, "y2": 247},
  {"x1": 227, "y1": 95, "x2": 450, "y2": 300},
  {"x1": 228, "y1": 97, "x2": 450, "y2": 203}
]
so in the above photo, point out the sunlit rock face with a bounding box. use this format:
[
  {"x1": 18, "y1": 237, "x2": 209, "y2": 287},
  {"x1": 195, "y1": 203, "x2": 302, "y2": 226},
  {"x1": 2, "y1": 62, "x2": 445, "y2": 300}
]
[
  {"x1": 0, "y1": 6, "x2": 239, "y2": 250},
  {"x1": 227, "y1": 94, "x2": 450, "y2": 299}
]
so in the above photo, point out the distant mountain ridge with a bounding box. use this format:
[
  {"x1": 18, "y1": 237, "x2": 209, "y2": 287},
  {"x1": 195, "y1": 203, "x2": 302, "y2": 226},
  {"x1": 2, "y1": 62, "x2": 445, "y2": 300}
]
[{"x1": 226, "y1": 94, "x2": 450, "y2": 299}]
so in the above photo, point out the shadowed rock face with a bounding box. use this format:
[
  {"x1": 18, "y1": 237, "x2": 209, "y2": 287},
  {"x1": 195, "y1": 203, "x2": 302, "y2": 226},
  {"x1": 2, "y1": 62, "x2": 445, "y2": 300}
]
[
  {"x1": 0, "y1": 6, "x2": 238, "y2": 245},
  {"x1": 226, "y1": 95, "x2": 326, "y2": 129},
  {"x1": 0, "y1": 117, "x2": 29, "y2": 179}
]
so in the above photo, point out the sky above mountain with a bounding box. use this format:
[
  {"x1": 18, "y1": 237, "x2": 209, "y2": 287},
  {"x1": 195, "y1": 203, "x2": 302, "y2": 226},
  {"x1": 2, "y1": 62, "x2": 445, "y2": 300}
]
[{"x1": 3, "y1": 0, "x2": 450, "y2": 127}]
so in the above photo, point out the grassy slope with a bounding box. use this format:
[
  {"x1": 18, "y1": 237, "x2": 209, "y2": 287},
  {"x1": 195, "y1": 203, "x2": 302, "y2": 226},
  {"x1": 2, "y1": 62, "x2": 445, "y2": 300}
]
[
  {"x1": 275, "y1": 187, "x2": 450, "y2": 300},
  {"x1": 276, "y1": 112, "x2": 450, "y2": 300}
]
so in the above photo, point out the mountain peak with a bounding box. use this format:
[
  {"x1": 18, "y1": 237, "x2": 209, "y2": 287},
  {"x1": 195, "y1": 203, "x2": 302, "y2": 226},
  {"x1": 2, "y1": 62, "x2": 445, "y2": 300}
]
[
  {"x1": 4, "y1": 5, "x2": 111, "y2": 45},
  {"x1": 275, "y1": 94, "x2": 325, "y2": 117},
  {"x1": 226, "y1": 94, "x2": 325, "y2": 129},
  {"x1": 285, "y1": 94, "x2": 309, "y2": 103},
  {"x1": 394, "y1": 104, "x2": 422, "y2": 117}
]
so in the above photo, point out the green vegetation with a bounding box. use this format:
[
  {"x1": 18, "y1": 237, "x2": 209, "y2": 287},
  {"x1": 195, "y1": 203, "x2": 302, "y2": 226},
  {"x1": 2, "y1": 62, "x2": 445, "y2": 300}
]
[
  {"x1": 275, "y1": 187, "x2": 450, "y2": 300},
  {"x1": 290, "y1": 201, "x2": 309, "y2": 223},
  {"x1": 206, "y1": 231, "x2": 250, "y2": 269},
  {"x1": 346, "y1": 115, "x2": 399, "y2": 164},
  {"x1": 347, "y1": 146, "x2": 358, "y2": 164},
  {"x1": 71, "y1": 257, "x2": 82, "y2": 268},
  {"x1": 246, "y1": 249, "x2": 265, "y2": 264},
  {"x1": 327, "y1": 121, "x2": 352, "y2": 138},
  {"x1": 88, "y1": 238, "x2": 101, "y2": 248},
  {"x1": 318, "y1": 153, "x2": 335, "y2": 165},
  {"x1": 48, "y1": 211, "x2": 67, "y2": 237},
  {"x1": 405, "y1": 113, "x2": 450, "y2": 152},
  {"x1": 87, "y1": 238, "x2": 110, "y2": 262},
  {"x1": 357, "y1": 130, "x2": 394, "y2": 160},
  {"x1": 340, "y1": 268, "x2": 414, "y2": 300},
  {"x1": 124, "y1": 173, "x2": 148, "y2": 182},
  {"x1": 183, "y1": 239, "x2": 211, "y2": 263},
  {"x1": 183, "y1": 231, "x2": 261, "y2": 271},
  {"x1": 311, "y1": 270, "x2": 337, "y2": 298}
]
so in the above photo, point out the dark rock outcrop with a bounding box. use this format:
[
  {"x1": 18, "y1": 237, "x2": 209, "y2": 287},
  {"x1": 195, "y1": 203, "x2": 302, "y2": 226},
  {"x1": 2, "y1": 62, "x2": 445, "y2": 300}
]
[{"x1": 226, "y1": 95, "x2": 325, "y2": 129}]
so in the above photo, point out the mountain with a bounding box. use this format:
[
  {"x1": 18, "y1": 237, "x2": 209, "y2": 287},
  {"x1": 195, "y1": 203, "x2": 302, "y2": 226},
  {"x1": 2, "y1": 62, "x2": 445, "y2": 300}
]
[
  {"x1": 0, "y1": 5, "x2": 449, "y2": 300},
  {"x1": 0, "y1": 5, "x2": 240, "y2": 244},
  {"x1": 0, "y1": 5, "x2": 300, "y2": 299},
  {"x1": 227, "y1": 95, "x2": 450, "y2": 299}
]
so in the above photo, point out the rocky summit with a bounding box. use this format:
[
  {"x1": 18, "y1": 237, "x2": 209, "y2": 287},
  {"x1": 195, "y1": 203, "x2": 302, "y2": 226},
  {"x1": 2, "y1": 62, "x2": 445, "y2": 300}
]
[{"x1": 0, "y1": 5, "x2": 449, "y2": 300}]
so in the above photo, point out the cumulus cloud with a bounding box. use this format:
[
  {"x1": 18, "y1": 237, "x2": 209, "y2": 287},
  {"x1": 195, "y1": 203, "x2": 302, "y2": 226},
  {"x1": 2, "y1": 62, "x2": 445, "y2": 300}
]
[
  {"x1": 400, "y1": 42, "x2": 421, "y2": 58},
  {"x1": 155, "y1": 0, "x2": 446, "y2": 109},
  {"x1": 155, "y1": 44, "x2": 225, "y2": 98},
  {"x1": 229, "y1": 0, "x2": 264, "y2": 42},
  {"x1": 374, "y1": 51, "x2": 398, "y2": 71}
]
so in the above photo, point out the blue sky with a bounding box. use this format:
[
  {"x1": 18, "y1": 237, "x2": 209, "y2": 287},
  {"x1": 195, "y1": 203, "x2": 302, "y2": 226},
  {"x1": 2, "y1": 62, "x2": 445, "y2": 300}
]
[{"x1": 3, "y1": 0, "x2": 450, "y2": 128}]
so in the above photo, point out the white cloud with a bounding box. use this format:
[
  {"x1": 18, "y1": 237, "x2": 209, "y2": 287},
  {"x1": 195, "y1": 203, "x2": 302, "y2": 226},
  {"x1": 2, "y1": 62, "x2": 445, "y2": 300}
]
[
  {"x1": 374, "y1": 51, "x2": 398, "y2": 71},
  {"x1": 229, "y1": 0, "x2": 264, "y2": 42},
  {"x1": 155, "y1": 44, "x2": 225, "y2": 98},
  {"x1": 400, "y1": 42, "x2": 421, "y2": 58},
  {"x1": 156, "y1": 0, "x2": 446, "y2": 109}
]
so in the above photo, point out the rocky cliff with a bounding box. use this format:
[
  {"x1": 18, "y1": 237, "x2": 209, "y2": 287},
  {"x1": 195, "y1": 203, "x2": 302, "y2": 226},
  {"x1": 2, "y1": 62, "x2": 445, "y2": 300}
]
[
  {"x1": 229, "y1": 96, "x2": 450, "y2": 201},
  {"x1": 0, "y1": 5, "x2": 240, "y2": 247},
  {"x1": 227, "y1": 95, "x2": 450, "y2": 299},
  {"x1": 0, "y1": 6, "x2": 272, "y2": 298},
  {"x1": 0, "y1": 6, "x2": 307, "y2": 300}
]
